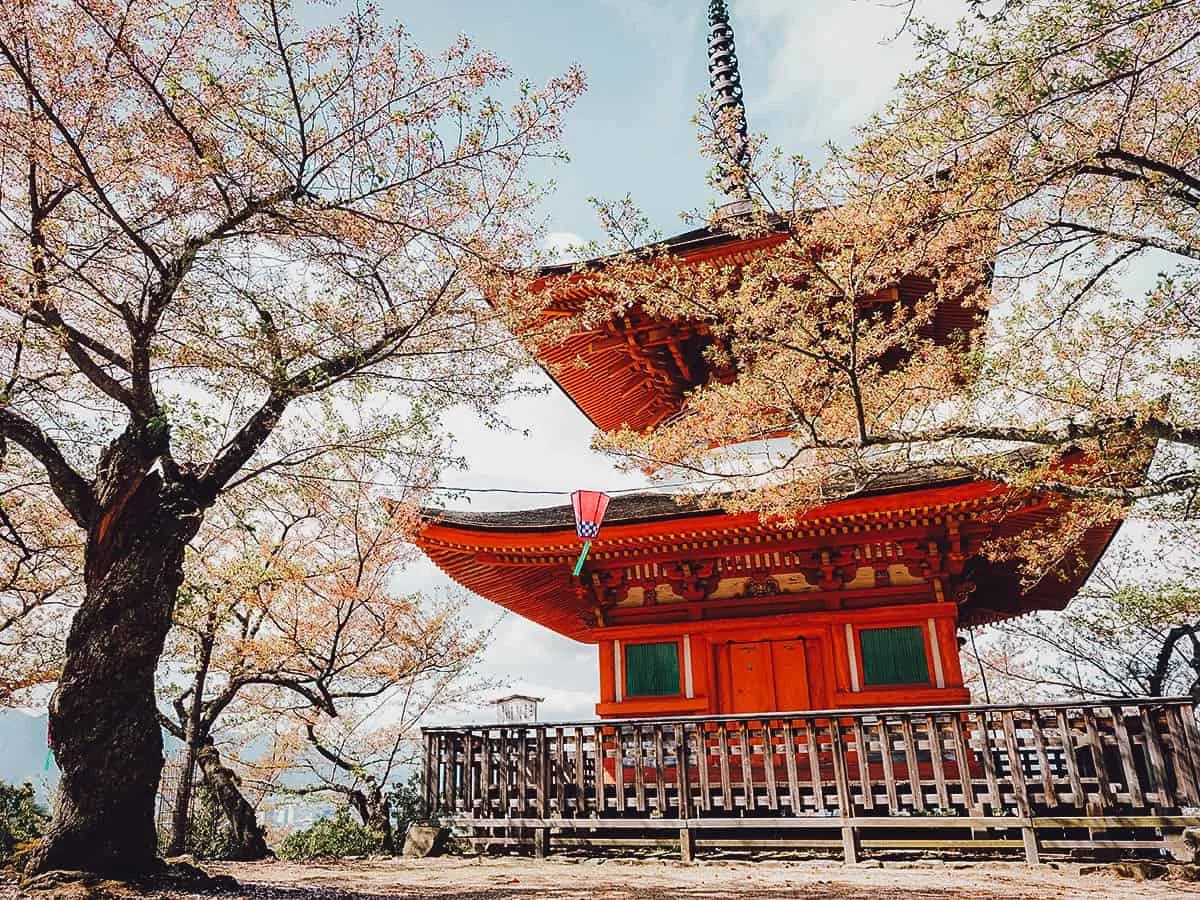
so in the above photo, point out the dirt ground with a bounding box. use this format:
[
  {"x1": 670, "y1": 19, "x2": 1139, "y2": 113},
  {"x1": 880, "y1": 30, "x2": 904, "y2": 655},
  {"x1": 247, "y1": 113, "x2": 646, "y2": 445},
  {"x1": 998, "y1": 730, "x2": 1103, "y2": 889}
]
[
  {"x1": 208, "y1": 857, "x2": 1200, "y2": 899},
  {"x1": 8, "y1": 856, "x2": 1198, "y2": 900}
]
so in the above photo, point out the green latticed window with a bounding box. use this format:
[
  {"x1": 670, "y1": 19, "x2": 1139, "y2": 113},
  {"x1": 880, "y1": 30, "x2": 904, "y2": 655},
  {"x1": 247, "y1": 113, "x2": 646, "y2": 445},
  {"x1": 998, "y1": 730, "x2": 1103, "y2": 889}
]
[
  {"x1": 624, "y1": 642, "x2": 680, "y2": 697},
  {"x1": 860, "y1": 626, "x2": 929, "y2": 686}
]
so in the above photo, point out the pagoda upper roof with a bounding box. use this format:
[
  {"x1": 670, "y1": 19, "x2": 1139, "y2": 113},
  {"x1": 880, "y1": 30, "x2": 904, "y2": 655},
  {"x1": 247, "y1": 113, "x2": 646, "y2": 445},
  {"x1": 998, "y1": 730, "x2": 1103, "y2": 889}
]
[
  {"x1": 534, "y1": 223, "x2": 765, "y2": 279},
  {"x1": 522, "y1": 222, "x2": 983, "y2": 434}
]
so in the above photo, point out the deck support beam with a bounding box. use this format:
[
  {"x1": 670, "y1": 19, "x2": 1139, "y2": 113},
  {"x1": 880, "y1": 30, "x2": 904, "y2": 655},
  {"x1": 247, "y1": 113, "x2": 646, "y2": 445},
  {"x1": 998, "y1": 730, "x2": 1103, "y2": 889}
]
[
  {"x1": 679, "y1": 827, "x2": 695, "y2": 863},
  {"x1": 841, "y1": 825, "x2": 860, "y2": 864},
  {"x1": 1021, "y1": 826, "x2": 1040, "y2": 866},
  {"x1": 532, "y1": 827, "x2": 550, "y2": 859}
]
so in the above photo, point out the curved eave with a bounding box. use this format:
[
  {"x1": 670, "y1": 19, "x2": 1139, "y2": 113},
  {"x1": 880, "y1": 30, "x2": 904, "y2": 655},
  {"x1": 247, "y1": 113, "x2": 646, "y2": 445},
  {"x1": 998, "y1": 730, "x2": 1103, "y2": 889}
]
[
  {"x1": 961, "y1": 517, "x2": 1124, "y2": 628},
  {"x1": 417, "y1": 478, "x2": 1039, "y2": 642},
  {"x1": 528, "y1": 232, "x2": 787, "y2": 433}
]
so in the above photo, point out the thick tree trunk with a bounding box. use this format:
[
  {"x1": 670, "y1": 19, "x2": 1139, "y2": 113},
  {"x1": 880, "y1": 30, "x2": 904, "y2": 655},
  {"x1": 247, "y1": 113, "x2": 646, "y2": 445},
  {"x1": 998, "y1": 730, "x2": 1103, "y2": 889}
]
[
  {"x1": 167, "y1": 625, "x2": 215, "y2": 857},
  {"x1": 28, "y1": 449, "x2": 201, "y2": 878},
  {"x1": 349, "y1": 783, "x2": 394, "y2": 855},
  {"x1": 195, "y1": 739, "x2": 271, "y2": 861},
  {"x1": 372, "y1": 792, "x2": 394, "y2": 856}
]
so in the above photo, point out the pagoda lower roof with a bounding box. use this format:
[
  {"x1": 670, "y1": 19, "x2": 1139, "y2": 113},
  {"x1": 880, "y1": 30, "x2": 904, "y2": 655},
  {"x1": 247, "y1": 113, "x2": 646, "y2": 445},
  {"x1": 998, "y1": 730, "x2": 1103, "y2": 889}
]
[{"x1": 416, "y1": 464, "x2": 1120, "y2": 641}]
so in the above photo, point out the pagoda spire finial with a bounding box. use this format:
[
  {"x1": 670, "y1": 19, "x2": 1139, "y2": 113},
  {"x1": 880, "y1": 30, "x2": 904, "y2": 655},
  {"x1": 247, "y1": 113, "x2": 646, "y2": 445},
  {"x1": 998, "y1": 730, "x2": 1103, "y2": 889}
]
[{"x1": 707, "y1": 0, "x2": 752, "y2": 204}]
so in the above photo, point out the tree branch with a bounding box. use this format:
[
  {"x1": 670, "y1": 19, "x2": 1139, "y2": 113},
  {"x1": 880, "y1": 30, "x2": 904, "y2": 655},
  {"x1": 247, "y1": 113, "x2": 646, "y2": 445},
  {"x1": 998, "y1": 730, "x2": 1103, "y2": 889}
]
[
  {"x1": 0, "y1": 34, "x2": 167, "y2": 274},
  {"x1": 0, "y1": 409, "x2": 95, "y2": 526}
]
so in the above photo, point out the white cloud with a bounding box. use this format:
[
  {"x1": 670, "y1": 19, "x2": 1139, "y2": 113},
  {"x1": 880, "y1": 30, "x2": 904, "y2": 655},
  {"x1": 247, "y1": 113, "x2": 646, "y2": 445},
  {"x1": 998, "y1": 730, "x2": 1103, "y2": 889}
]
[
  {"x1": 542, "y1": 231, "x2": 588, "y2": 264},
  {"x1": 737, "y1": 0, "x2": 965, "y2": 144}
]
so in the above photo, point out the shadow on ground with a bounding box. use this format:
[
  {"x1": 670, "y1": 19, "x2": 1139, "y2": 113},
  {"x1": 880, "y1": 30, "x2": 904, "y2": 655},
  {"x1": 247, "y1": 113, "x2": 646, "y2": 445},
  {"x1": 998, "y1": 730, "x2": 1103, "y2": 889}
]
[{"x1": 222, "y1": 885, "x2": 998, "y2": 900}]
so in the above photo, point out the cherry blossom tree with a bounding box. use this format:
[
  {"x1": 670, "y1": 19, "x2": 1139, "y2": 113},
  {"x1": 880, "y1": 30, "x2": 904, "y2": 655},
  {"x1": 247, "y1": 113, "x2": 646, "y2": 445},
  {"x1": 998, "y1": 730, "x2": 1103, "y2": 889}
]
[
  {"x1": 0, "y1": 0, "x2": 581, "y2": 876},
  {"x1": 158, "y1": 453, "x2": 483, "y2": 859}
]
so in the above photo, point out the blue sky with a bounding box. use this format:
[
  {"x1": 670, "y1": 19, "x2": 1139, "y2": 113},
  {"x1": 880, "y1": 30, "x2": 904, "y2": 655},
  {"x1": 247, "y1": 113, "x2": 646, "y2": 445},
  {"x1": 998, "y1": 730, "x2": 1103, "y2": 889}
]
[
  {"x1": 348, "y1": 0, "x2": 965, "y2": 723},
  {"x1": 381, "y1": 0, "x2": 952, "y2": 242}
]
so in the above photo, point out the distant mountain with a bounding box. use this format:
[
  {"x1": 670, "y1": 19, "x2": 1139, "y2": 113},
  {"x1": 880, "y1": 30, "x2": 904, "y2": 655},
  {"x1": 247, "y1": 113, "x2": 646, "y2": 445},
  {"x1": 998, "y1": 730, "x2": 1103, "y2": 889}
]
[{"x1": 0, "y1": 709, "x2": 57, "y2": 802}]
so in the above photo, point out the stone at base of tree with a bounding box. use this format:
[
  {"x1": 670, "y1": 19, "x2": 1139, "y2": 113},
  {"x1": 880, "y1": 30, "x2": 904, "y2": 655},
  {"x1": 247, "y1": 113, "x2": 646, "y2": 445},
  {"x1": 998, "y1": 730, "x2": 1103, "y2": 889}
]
[
  {"x1": 402, "y1": 824, "x2": 447, "y2": 858},
  {"x1": 1179, "y1": 826, "x2": 1200, "y2": 862},
  {"x1": 155, "y1": 859, "x2": 240, "y2": 892}
]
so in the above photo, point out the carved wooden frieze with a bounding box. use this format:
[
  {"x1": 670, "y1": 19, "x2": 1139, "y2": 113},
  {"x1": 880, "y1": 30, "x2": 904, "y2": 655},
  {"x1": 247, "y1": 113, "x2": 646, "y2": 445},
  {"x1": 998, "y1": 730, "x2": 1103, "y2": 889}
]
[{"x1": 588, "y1": 533, "x2": 952, "y2": 612}]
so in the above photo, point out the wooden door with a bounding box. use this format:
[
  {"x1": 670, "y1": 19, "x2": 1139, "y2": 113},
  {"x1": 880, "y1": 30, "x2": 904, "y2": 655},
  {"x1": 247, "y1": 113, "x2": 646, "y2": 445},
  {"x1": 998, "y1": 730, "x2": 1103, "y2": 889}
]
[
  {"x1": 728, "y1": 641, "x2": 776, "y2": 713},
  {"x1": 771, "y1": 639, "x2": 811, "y2": 712}
]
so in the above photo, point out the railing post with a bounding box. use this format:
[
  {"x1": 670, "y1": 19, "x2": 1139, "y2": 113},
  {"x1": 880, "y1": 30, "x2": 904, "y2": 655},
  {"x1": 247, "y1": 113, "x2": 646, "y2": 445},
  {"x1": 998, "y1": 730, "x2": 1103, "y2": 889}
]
[
  {"x1": 444, "y1": 734, "x2": 456, "y2": 820},
  {"x1": 603, "y1": 725, "x2": 616, "y2": 817},
  {"x1": 1139, "y1": 705, "x2": 1174, "y2": 807},
  {"x1": 899, "y1": 715, "x2": 924, "y2": 812},
  {"x1": 877, "y1": 717, "x2": 899, "y2": 813},
  {"x1": 1025, "y1": 708, "x2": 1056, "y2": 809},
  {"x1": 781, "y1": 720, "x2": 800, "y2": 815},
  {"x1": 762, "y1": 720, "x2": 778, "y2": 811},
  {"x1": 831, "y1": 719, "x2": 860, "y2": 864},
  {"x1": 536, "y1": 726, "x2": 548, "y2": 819},
  {"x1": 633, "y1": 723, "x2": 648, "y2": 812},
  {"x1": 653, "y1": 724, "x2": 668, "y2": 813},
  {"x1": 1109, "y1": 703, "x2": 1144, "y2": 806},
  {"x1": 717, "y1": 724, "x2": 733, "y2": 812},
  {"x1": 1166, "y1": 703, "x2": 1200, "y2": 806},
  {"x1": 1053, "y1": 709, "x2": 1086, "y2": 808},
  {"x1": 480, "y1": 727, "x2": 493, "y2": 819},
  {"x1": 1082, "y1": 707, "x2": 1116, "y2": 810},
  {"x1": 463, "y1": 730, "x2": 475, "y2": 817},
  {"x1": 533, "y1": 826, "x2": 550, "y2": 858},
  {"x1": 498, "y1": 727, "x2": 510, "y2": 817},
  {"x1": 1000, "y1": 710, "x2": 1038, "y2": 865},
  {"x1": 738, "y1": 720, "x2": 754, "y2": 812},
  {"x1": 517, "y1": 726, "x2": 529, "y2": 818},
  {"x1": 925, "y1": 714, "x2": 950, "y2": 811},
  {"x1": 676, "y1": 722, "x2": 695, "y2": 863},
  {"x1": 675, "y1": 723, "x2": 691, "y2": 819},
  {"x1": 974, "y1": 710, "x2": 1001, "y2": 815}
]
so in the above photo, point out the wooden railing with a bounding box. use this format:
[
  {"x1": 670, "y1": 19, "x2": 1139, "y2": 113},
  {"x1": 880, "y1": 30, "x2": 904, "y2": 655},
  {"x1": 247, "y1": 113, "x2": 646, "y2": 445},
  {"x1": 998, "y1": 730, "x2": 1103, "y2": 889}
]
[{"x1": 422, "y1": 699, "x2": 1200, "y2": 861}]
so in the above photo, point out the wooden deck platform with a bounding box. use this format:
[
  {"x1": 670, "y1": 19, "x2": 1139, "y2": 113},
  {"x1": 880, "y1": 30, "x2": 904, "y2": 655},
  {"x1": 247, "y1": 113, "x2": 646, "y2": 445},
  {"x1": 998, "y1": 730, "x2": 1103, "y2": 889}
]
[{"x1": 422, "y1": 699, "x2": 1200, "y2": 862}]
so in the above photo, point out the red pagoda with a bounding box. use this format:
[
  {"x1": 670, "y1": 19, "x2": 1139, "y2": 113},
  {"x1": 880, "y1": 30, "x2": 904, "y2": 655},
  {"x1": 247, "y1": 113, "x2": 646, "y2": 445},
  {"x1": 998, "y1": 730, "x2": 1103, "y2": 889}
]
[
  {"x1": 416, "y1": 7, "x2": 1200, "y2": 866},
  {"x1": 414, "y1": 3, "x2": 1123, "y2": 723}
]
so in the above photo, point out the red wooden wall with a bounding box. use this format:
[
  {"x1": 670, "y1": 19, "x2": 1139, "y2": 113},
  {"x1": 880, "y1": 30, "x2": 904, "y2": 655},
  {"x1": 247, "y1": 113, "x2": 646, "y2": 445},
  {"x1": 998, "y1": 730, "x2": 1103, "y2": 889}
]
[{"x1": 594, "y1": 602, "x2": 968, "y2": 718}]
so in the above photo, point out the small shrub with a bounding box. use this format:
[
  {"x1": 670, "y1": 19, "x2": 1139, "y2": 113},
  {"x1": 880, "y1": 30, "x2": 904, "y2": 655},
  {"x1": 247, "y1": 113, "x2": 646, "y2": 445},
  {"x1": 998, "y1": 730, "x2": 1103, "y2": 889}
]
[
  {"x1": 390, "y1": 771, "x2": 427, "y2": 840},
  {"x1": 0, "y1": 781, "x2": 48, "y2": 862},
  {"x1": 277, "y1": 809, "x2": 381, "y2": 861}
]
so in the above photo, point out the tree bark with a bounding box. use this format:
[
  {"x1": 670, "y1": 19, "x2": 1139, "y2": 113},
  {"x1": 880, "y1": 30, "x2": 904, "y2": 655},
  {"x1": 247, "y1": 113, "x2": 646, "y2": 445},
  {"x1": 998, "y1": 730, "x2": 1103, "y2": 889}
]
[
  {"x1": 166, "y1": 621, "x2": 217, "y2": 857},
  {"x1": 349, "y1": 783, "x2": 394, "y2": 855},
  {"x1": 27, "y1": 443, "x2": 202, "y2": 878},
  {"x1": 168, "y1": 740, "x2": 200, "y2": 858},
  {"x1": 371, "y1": 790, "x2": 394, "y2": 856},
  {"x1": 194, "y1": 738, "x2": 271, "y2": 861}
]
